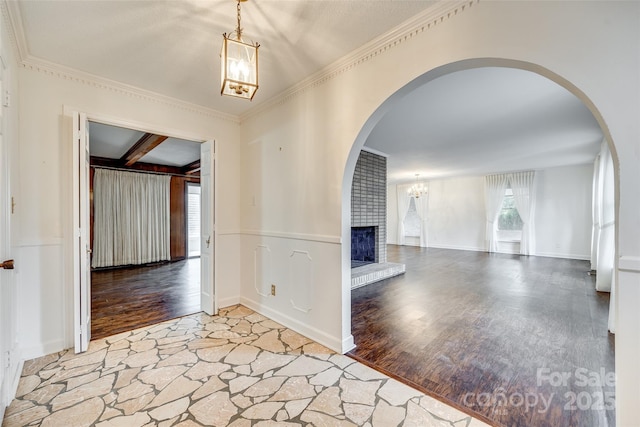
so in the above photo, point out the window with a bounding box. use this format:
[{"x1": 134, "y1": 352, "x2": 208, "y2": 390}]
[
  {"x1": 403, "y1": 197, "x2": 421, "y2": 237},
  {"x1": 187, "y1": 183, "x2": 201, "y2": 257},
  {"x1": 498, "y1": 187, "x2": 523, "y2": 241}
]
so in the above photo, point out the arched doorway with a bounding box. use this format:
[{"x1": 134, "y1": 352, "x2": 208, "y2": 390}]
[{"x1": 341, "y1": 58, "x2": 619, "y2": 426}]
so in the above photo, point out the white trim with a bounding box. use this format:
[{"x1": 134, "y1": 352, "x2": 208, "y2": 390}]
[
  {"x1": 427, "y1": 243, "x2": 486, "y2": 252},
  {"x1": 619, "y1": 256, "x2": 640, "y2": 273},
  {"x1": 240, "y1": 229, "x2": 341, "y2": 245},
  {"x1": 534, "y1": 251, "x2": 591, "y2": 261},
  {"x1": 15, "y1": 238, "x2": 63, "y2": 247},
  {"x1": 61, "y1": 106, "x2": 217, "y2": 144},
  {"x1": 240, "y1": 297, "x2": 344, "y2": 353},
  {"x1": 241, "y1": 0, "x2": 477, "y2": 122},
  {"x1": 217, "y1": 296, "x2": 241, "y2": 309},
  {"x1": 20, "y1": 339, "x2": 66, "y2": 361}
]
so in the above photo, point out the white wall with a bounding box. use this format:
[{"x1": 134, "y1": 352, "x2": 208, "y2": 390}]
[
  {"x1": 16, "y1": 67, "x2": 242, "y2": 358},
  {"x1": 387, "y1": 165, "x2": 594, "y2": 259},
  {"x1": 426, "y1": 177, "x2": 486, "y2": 251},
  {"x1": 535, "y1": 164, "x2": 594, "y2": 260},
  {"x1": 241, "y1": 3, "x2": 640, "y2": 422}
]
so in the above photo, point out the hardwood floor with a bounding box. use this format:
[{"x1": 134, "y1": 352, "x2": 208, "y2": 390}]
[
  {"x1": 91, "y1": 258, "x2": 200, "y2": 340},
  {"x1": 349, "y1": 245, "x2": 615, "y2": 427}
]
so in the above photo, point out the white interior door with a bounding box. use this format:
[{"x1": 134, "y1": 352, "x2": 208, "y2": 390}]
[
  {"x1": 200, "y1": 141, "x2": 215, "y2": 315},
  {"x1": 73, "y1": 112, "x2": 91, "y2": 352}
]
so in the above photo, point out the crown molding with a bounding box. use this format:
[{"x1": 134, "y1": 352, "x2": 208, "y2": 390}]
[
  {"x1": 1, "y1": 0, "x2": 240, "y2": 124},
  {"x1": 20, "y1": 56, "x2": 241, "y2": 124},
  {"x1": 240, "y1": 0, "x2": 479, "y2": 123}
]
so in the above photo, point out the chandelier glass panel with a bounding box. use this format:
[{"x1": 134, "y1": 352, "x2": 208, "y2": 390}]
[{"x1": 221, "y1": 0, "x2": 259, "y2": 100}]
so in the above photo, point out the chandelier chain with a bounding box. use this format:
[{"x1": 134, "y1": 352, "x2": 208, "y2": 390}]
[{"x1": 236, "y1": 1, "x2": 243, "y2": 40}]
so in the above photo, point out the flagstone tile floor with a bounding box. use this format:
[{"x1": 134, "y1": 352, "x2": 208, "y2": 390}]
[{"x1": 3, "y1": 305, "x2": 489, "y2": 427}]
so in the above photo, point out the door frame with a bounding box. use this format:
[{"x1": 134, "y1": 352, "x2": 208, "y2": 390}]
[{"x1": 65, "y1": 107, "x2": 218, "y2": 351}]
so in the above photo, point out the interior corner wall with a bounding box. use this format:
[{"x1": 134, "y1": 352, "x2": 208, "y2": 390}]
[
  {"x1": 534, "y1": 164, "x2": 594, "y2": 260},
  {"x1": 386, "y1": 184, "x2": 398, "y2": 245},
  {"x1": 16, "y1": 67, "x2": 242, "y2": 359}
]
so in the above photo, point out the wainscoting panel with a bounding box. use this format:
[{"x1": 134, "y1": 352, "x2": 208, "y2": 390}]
[
  {"x1": 239, "y1": 233, "x2": 344, "y2": 352},
  {"x1": 254, "y1": 245, "x2": 272, "y2": 297},
  {"x1": 289, "y1": 250, "x2": 312, "y2": 313}
]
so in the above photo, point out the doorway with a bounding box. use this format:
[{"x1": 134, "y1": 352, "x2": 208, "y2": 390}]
[{"x1": 71, "y1": 111, "x2": 216, "y2": 352}]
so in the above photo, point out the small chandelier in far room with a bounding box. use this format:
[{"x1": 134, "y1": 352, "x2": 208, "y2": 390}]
[
  {"x1": 408, "y1": 174, "x2": 427, "y2": 198},
  {"x1": 221, "y1": 0, "x2": 259, "y2": 100}
]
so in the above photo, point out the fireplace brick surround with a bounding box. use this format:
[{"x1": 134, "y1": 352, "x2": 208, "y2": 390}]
[{"x1": 351, "y1": 150, "x2": 387, "y2": 265}]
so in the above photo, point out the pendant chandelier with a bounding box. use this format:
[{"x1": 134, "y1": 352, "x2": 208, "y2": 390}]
[
  {"x1": 221, "y1": 0, "x2": 259, "y2": 100},
  {"x1": 408, "y1": 174, "x2": 427, "y2": 198}
]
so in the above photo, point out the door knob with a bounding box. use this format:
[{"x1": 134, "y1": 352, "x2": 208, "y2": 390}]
[{"x1": 1, "y1": 259, "x2": 14, "y2": 270}]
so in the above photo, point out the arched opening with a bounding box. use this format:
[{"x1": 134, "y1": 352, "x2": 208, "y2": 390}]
[{"x1": 341, "y1": 58, "x2": 619, "y2": 426}]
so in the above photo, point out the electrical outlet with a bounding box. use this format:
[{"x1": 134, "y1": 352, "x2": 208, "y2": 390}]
[{"x1": 271, "y1": 284, "x2": 276, "y2": 296}]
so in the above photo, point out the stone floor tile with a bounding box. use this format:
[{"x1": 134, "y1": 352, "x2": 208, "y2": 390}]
[
  {"x1": 301, "y1": 410, "x2": 357, "y2": 426},
  {"x1": 308, "y1": 386, "x2": 343, "y2": 416},
  {"x1": 274, "y1": 355, "x2": 333, "y2": 377},
  {"x1": 344, "y1": 403, "x2": 375, "y2": 425},
  {"x1": 241, "y1": 401, "x2": 284, "y2": 420},
  {"x1": 50, "y1": 373, "x2": 115, "y2": 411},
  {"x1": 2, "y1": 404, "x2": 49, "y2": 427},
  {"x1": 41, "y1": 396, "x2": 103, "y2": 427},
  {"x1": 184, "y1": 361, "x2": 229, "y2": 380},
  {"x1": 3, "y1": 306, "x2": 490, "y2": 427},
  {"x1": 122, "y1": 349, "x2": 159, "y2": 368},
  {"x1": 95, "y1": 411, "x2": 151, "y2": 427},
  {"x1": 189, "y1": 391, "x2": 238, "y2": 426},
  {"x1": 244, "y1": 376, "x2": 287, "y2": 398},
  {"x1": 224, "y1": 344, "x2": 260, "y2": 365},
  {"x1": 284, "y1": 397, "x2": 312, "y2": 419},
  {"x1": 14, "y1": 375, "x2": 41, "y2": 398},
  {"x1": 371, "y1": 399, "x2": 406, "y2": 427},
  {"x1": 229, "y1": 375, "x2": 260, "y2": 394},
  {"x1": 196, "y1": 343, "x2": 236, "y2": 362},
  {"x1": 310, "y1": 366, "x2": 343, "y2": 387},
  {"x1": 146, "y1": 376, "x2": 200, "y2": 409},
  {"x1": 149, "y1": 396, "x2": 190, "y2": 421},
  {"x1": 192, "y1": 376, "x2": 227, "y2": 400},
  {"x1": 22, "y1": 384, "x2": 64, "y2": 406},
  {"x1": 279, "y1": 329, "x2": 312, "y2": 351},
  {"x1": 340, "y1": 378, "x2": 381, "y2": 406},
  {"x1": 269, "y1": 377, "x2": 315, "y2": 401},
  {"x1": 251, "y1": 330, "x2": 286, "y2": 353},
  {"x1": 116, "y1": 392, "x2": 155, "y2": 415},
  {"x1": 378, "y1": 379, "x2": 423, "y2": 406},
  {"x1": 346, "y1": 362, "x2": 389, "y2": 381},
  {"x1": 250, "y1": 352, "x2": 295, "y2": 376},
  {"x1": 117, "y1": 379, "x2": 155, "y2": 403}
]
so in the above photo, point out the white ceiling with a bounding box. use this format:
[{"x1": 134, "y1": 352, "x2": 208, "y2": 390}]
[
  {"x1": 366, "y1": 67, "x2": 602, "y2": 183},
  {"x1": 89, "y1": 122, "x2": 202, "y2": 168},
  {"x1": 14, "y1": 0, "x2": 436, "y2": 116},
  {"x1": 10, "y1": 1, "x2": 602, "y2": 178}
]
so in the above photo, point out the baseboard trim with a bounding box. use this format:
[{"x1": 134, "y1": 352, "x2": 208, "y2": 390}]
[
  {"x1": 619, "y1": 256, "x2": 640, "y2": 272},
  {"x1": 534, "y1": 251, "x2": 590, "y2": 261},
  {"x1": 239, "y1": 297, "x2": 343, "y2": 353},
  {"x1": 217, "y1": 296, "x2": 241, "y2": 310},
  {"x1": 20, "y1": 339, "x2": 66, "y2": 361},
  {"x1": 427, "y1": 244, "x2": 486, "y2": 252}
]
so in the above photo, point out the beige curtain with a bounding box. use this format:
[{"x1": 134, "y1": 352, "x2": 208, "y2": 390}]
[{"x1": 92, "y1": 168, "x2": 171, "y2": 268}]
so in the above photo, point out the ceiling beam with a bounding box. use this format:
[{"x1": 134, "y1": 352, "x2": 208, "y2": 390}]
[
  {"x1": 183, "y1": 160, "x2": 201, "y2": 175},
  {"x1": 120, "y1": 133, "x2": 168, "y2": 166}
]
